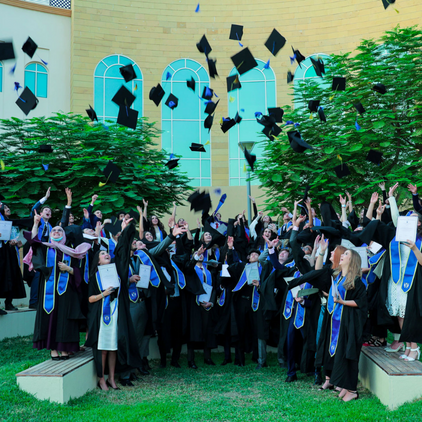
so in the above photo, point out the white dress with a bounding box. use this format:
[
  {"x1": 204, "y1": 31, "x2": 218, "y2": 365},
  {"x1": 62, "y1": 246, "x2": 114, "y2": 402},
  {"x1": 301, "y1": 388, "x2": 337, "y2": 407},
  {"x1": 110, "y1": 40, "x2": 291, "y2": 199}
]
[
  {"x1": 386, "y1": 243, "x2": 409, "y2": 318},
  {"x1": 97, "y1": 298, "x2": 118, "y2": 351}
]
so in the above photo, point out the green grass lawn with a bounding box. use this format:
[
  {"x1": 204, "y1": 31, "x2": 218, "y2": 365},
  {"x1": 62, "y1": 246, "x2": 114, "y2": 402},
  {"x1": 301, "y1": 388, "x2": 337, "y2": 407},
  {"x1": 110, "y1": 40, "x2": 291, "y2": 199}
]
[{"x1": 1, "y1": 335, "x2": 422, "y2": 422}]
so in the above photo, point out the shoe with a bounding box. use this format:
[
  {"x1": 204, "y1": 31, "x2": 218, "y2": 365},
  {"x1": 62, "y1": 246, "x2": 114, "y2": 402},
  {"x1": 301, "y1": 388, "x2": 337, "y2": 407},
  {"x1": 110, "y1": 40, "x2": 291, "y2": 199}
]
[
  {"x1": 5, "y1": 304, "x2": 18, "y2": 311},
  {"x1": 106, "y1": 380, "x2": 120, "y2": 390},
  {"x1": 143, "y1": 357, "x2": 151, "y2": 370},
  {"x1": 129, "y1": 373, "x2": 139, "y2": 382},
  {"x1": 51, "y1": 353, "x2": 61, "y2": 361},
  {"x1": 97, "y1": 381, "x2": 107, "y2": 391},
  {"x1": 404, "y1": 347, "x2": 421, "y2": 362},
  {"x1": 318, "y1": 382, "x2": 334, "y2": 391},
  {"x1": 255, "y1": 362, "x2": 268, "y2": 370},
  {"x1": 285, "y1": 374, "x2": 297, "y2": 383},
  {"x1": 204, "y1": 358, "x2": 216, "y2": 366},
  {"x1": 314, "y1": 373, "x2": 323, "y2": 386},
  {"x1": 138, "y1": 366, "x2": 150, "y2": 375},
  {"x1": 119, "y1": 379, "x2": 134, "y2": 387},
  {"x1": 369, "y1": 338, "x2": 387, "y2": 348},
  {"x1": 221, "y1": 358, "x2": 232, "y2": 366},
  {"x1": 399, "y1": 347, "x2": 412, "y2": 359},
  {"x1": 188, "y1": 361, "x2": 198, "y2": 369},
  {"x1": 342, "y1": 391, "x2": 359, "y2": 402},
  {"x1": 385, "y1": 342, "x2": 405, "y2": 352},
  {"x1": 0, "y1": 309, "x2": 7, "y2": 315},
  {"x1": 60, "y1": 355, "x2": 70, "y2": 360},
  {"x1": 170, "y1": 361, "x2": 181, "y2": 368}
]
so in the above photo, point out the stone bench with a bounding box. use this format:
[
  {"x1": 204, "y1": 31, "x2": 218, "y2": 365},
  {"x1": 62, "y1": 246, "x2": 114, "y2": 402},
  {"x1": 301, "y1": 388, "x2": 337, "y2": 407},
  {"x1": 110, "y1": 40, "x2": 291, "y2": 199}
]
[{"x1": 0, "y1": 307, "x2": 36, "y2": 341}]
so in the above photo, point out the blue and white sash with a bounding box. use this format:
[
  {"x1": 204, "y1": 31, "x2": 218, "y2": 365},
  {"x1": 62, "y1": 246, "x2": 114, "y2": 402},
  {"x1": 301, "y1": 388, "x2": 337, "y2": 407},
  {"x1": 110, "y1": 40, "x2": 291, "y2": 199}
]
[
  {"x1": 171, "y1": 260, "x2": 186, "y2": 289},
  {"x1": 108, "y1": 238, "x2": 117, "y2": 259},
  {"x1": 366, "y1": 249, "x2": 386, "y2": 286},
  {"x1": 282, "y1": 270, "x2": 302, "y2": 321},
  {"x1": 134, "y1": 250, "x2": 160, "y2": 287},
  {"x1": 96, "y1": 271, "x2": 119, "y2": 326},
  {"x1": 232, "y1": 263, "x2": 262, "y2": 311},
  {"x1": 195, "y1": 265, "x2": 213, "y2": 310},
  {"x1": 38, "y1": 219, "x2": 52, "y2": 241},
  {"x1": 128, "y1": 265, "x2": 139, "y2": 303},
  {"x1": 328, "y1": 274, "x2": 346, "y2": 357}
]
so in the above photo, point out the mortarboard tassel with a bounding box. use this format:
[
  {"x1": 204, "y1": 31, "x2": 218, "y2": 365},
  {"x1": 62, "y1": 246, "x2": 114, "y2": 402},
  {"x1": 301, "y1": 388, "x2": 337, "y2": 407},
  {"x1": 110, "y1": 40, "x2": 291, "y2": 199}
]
[
  {"x1": 309, "y1": 113, "x2": 314, "y2": 120},
  {"x1": 289, "y1": 54, "x2": 296, "y2": 65},
  {"x1": 254, "y1": 111, "x2": 262, "y2": 118},
  {"x1": 0, "y1": 160, "x2": 5, "y2": 171},
  {"x1": 243, "y1": 163, "x2": 247, "y2": 173},
  {"x1": 9, "y1": 64, "x2": 16, "y2": 75},
  {"x1": 166, "y1": 71, "x2": 172, "y2": 81},
  {"x1": 294, "y1": 122, "x2": 300, "y2": 127},
  {"x1": 236, "y1": 33, "x2": 243, "y2": 48},
  {"x1": 240, "y1": 108, "x2": 245, "y2": 112},
  {"x1": 355, "y1": 120, "x2": 361, "y2": 131},
  {"x1": 14, "y1": 82, "x2": 22, "y2": 92},
  {"x1": 229, "y1": 96, "x2": 235, "y2": 103},
  {"x1": 134, "y1": 84, "x2": 138, "y2": 92},
  {"x1": 204, "y1": 140, "x2": 210, "y2": 146},
  {"x1": 195, "y1": 3, "x2": 200, "y2": 12},
  {"x1": 41, "y1": 59, "x2": 48, "y2": 66},
  {"x1": 214, "y1": 188, "x2": 221, "y2": 196},
  {"x1": 263, "y1": 59, "x2": 270, "y2": 70},
  {"x1": 169, "y1": 101, "x2": 176, "y2": 108}
]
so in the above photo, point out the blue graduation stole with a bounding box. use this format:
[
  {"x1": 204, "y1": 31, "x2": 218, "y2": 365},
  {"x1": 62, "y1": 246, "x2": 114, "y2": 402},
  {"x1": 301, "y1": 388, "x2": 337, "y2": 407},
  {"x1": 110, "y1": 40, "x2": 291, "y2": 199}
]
[
  {"x1": 38, "y1": 219, "x2": 52, "y2": 241},
  {"x1": 44, "y1": 249, "x2": 71, "y2": 314},
  {"x1": 313, "y1": 217, "x2": 321, "y2": 226},
  {"x1": 195, "y1": 265, "x2": 213, "y2": 310},
  {"x1": 328, "y1": 274, "x2": 347, "y2": 357},
  {"x1": 128, "y1": 265, "x2": 139, "y2": 303},
  {"x1": 218, "y1": 260, "x2": 228, "y2": 307},
  {"x1": 171, "y1": 260, "x2": 186, "y2": 289},
  {"x1": 215, "y1": 248, "x2": 220, "y2": 261},
  {"x1": 390, "y1": 236, "x2": 422, "y2": 293},
  {"x1": 232, "y1": 263, "x2": 262, "y2": 311},
  {"x1": 134, "y1": 249, "x2": 160, "y2": 287},
  {"x1": 366, "y1": 249, "x2": 386, "y2": 286},
  {"x1": 96, "y1": 271, "x2": 119, "y2": 326},
  {"x1": 282, "y1": 270, "x2": 302, "y2": 321},
  {"x1": 108, "y1": 238, "x2": 117, "y2": 259},
  {"x1": 81, "y1": 256, "x2": 89, "y2": 284}
]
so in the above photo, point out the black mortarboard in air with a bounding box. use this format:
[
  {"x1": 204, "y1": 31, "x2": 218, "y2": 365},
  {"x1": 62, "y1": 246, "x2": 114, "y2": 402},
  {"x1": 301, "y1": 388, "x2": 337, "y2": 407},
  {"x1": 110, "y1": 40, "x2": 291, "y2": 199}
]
[
  {"x1": 287, "y1": 70, "x2": 294, "y2": 84},
  {"x1": 208, "y1": 58, "x2": 218, "y2": 79},
  {"x1": 354, "y1": 103, "x2": 365, "y2": 115},
  {"x1": 112, "y1": 85, "x2": 135, "y2": 107},
  {"x1": 366, "y1": 149, "x2": 383, "y2": 165},
  {"x1": 308, "y1": 100, "x2": 320, "y2": 113},
  {"x1": 165, "y1": 93, "x2": 179, "y2": 110},
  {"x1": 234, "y1": 112, "x2": 242, "y2": 124},
  {"x1": 204, "y1": 99, "x2": 219, "y2": 115},
  {"x1": 231, "y1": 47, "x2": 258, "y2": 75},
  {"x1": 119, "y1": 64, "x2": 137, "y2": 83},
  {"x1": 302, "y1": 185, "x2": 310, "y2": 202},
  {"x1": 332, "y1": 77, "x2": 346, "y2": 91},
  {"x1": 271, "y1": 124, "x2": 282, "y2": 137},
  {"x1": 310, "y1": 57, "x2": 325, "y2": 77},
  {"x1": 265, "y1": 29, "x2": 286, "y2": 56},
  {"x1": 334, "y1": 163, "x2": 351, "y2": 178},
  {"x1": 117, "y1": 106, "x2": 138, "y2": 129},
  {"x1": 22, "y1": 37, "x2": 37, "y2": 58},
  {"x1": 202, "y1": 86, "x2": 214, "y2": 100},
  {"x1": 288, "y1": 131, "x2": 313, "y2": 153},
  {"x1": 262, "y1": 126, "x2": 275, "y2": 141},
  {"x1": 244, "y1": 148, "x2": 256, "y2": 171},
  {"x1": 268, "y1": 107, "x2": 284, "y2": 123},
  {"x1": 196, "y1": 35, "x2": 212, "y2": 56},
  {"x1": 187, "y1": 77, "x2": 196, "y2": 91},
  {"x1": 149, "y1": 84, "x2": 165, "y2": 106},
  {"x1": 318, "y1": 107, "x2": 326, "y2": 122},
  {"x1": 104, "y1": 216, "x2": 122, "y2": 236},
  {"x1": 257, "y1": 113, "x2": 276, "y2": 128},
  {"x1": 221, "y1": 118, "x2": 236, "y2": 133},
  {"x1": 103, "y1": 161, "x2": 121, "y2": 183},
  {"x1": 16, "y1": 87, "x2": 38, "y2": 115},
  {"x1": 0, "y1": 42, "x2": 15, "y2": 61},
  {"x1": 86, "y1": 105, "x2": 98, "y2": 122},
  {"x1": 190, "y1": 143, "x2": 206, "y2": 152},
  {"x1": 382, "y1": 0, "x2": 395, "y2": 9},
  {"x1": 189, "y1": 191, "x2": 212, "y2": 213},
  {"x1": 39, "y1": 145, "x2": 53, "y2": 153},
  {"x1": 165, "y1": 156, "x2": 180, "y2": 170},
  {"x1": 373, "y1": 83, "x2": 387, "y2": 94},
  {"x1": 229, "y1": 24, "x2": 243, "y2": 41},
  {"x1": 204, "y1": 114, "x2": 214, "y2": 132},
  {"x1": 291, "y1": 47, "x2": 306, "y2": 66},
  {"x1": 227, "y1": 74, "x2": 241, "y2": 92}
]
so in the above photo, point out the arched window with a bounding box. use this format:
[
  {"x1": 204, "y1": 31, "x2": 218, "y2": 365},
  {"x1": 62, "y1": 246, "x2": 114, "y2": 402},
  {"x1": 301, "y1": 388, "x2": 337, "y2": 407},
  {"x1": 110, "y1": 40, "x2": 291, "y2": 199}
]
[
  {"x1": 161, "y1": 59, "x2": 211, "y2": 187},
  {"x1": 228, "y1": 59, "x2": 276, "y2": 186},
  {"x1": 0, "y1": 62, "x2": 3, "y2": 93},
  {"x1": 94, "y1": 55, "x2": 143, "y2": 122},
  {"x1": 293, "y1": 53, "x2": 330, "y2": 109},
  {"x1": 24, "y1": 63, "x2": 48, "y2": 98}
]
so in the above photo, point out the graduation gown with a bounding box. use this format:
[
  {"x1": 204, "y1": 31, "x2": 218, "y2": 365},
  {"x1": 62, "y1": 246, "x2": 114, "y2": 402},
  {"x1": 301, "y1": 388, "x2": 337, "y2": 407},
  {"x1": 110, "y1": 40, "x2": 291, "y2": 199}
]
[{"x1": 0, "y1": 239, "x2": 26, "y2": 300}]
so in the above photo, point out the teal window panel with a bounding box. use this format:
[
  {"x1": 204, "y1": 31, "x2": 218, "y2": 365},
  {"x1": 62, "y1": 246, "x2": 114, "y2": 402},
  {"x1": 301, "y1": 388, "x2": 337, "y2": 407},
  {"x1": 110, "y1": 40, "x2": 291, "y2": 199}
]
[
  {"x1": 37, "y1": 72, "x2": 48, "y2": 98},
  {"x1": 105, "y1": 64, "x2": 122, "y2": 78},
  {"x1": 201, "y1": 178, "x2": 211, "y2": 187},
  {"x1": 0, "y1": 63, "x2": 2, "y2": 92},
  {"x1": 201, "y1": 160, "x2": 211, "y2": 178},
  {"x1": 94, "y1": 61, "x2": 107, "y2": 76},
  {"x1": 26, "y1": 63, "x2": 37, "y2": 71},
  {"x1": 94, "y1": 77, "x2": 104, "y2": 116},
  {"x1": 25, "y1": 70, "x2": 36, "y2": 92}
]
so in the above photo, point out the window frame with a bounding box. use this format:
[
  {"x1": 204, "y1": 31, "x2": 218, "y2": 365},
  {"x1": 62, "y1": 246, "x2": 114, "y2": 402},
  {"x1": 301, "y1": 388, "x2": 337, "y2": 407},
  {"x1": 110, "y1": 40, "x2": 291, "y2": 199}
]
[{"x1": 24, "y1": 62, "x2": 48, "y2": 98}]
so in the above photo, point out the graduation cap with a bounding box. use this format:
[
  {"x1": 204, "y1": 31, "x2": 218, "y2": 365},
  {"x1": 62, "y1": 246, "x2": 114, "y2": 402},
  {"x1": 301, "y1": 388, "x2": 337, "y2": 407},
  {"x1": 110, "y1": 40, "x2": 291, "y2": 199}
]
[
  {"x1": 332, "y1": 77, "x2": 346, "y2": 91},
  {"x1": 382, "y1": 0, "x2": 395, "y2": 9},
  {"x1": 190, "y1": 143, "x2": 206, "y2": 152},
  {"x1": 310, "y1": 57, "x2": 325, "y2": 77},
  {"x1": 366, "y1": 149, "x2": 383, "y2": 165},
  {"x1": 354, "y1": 103, "x2": 365, "y2": 115},
  {"x1": 288, "y1": 131, "x2": 313, "y2": 153},
  {"x1": 230, "y1": 47, "x2": 258, "y2": 75},
  {"x1": 308, "y1": 100, "x2": 320, "y2": 113},
  {"x1": 196, "y1": 35, "x2": 212, "y2": 56},
  {"x1": 112, "y1": 85, "x2": 135, "y2": 107},
  {"x1": 221, "y1": 118, "x2": 236, "y2": 133},
  {"x1": 227, "y1": 74, "x2": 241, "y2": 92},
  {"x1": 334, "y1": 163, "x2": 351, "y2": 178},
  {"x1": 204, "y1": 99, "x2": 219, "y2": 115},
  {"x1": 202, "y1": 86, "x2": 214, "y2": 100},
  {"x1": 86, "y1": 105, "x2": 98, "y2": 122},
  {"x1": 207, "y1": 58, "x2": 218, "y2": 79},
  {"x1": 165, "y1": 93, "x2": 179, "y2": 110},
  {"x1": 229, "y1": 24, "x2": 243, "y2": 41},
  {"x1": 22, "y1": 37, "x2": 37, "y2": 58},
  {"x1": 104, "y1": 216, "x2": 122, "y2": 236},
  {"x1": 262, "y1": 126, "x2": 275, "y2": 141},
  {"x1": 117, "y1": 106, "x2": 138, "y2": 129},
  {"x1": 149, "y1": 84, "x2": 165, "y2": 106},
  {"x1": 204, "y1": 114, "x2": 214, "y2": 132},
  {"x1": 38, "y1": 144, "x2": 53, "y2": 153},
  {"x1": 373, "y1": 83, "x2": 387, "y2": 95},
  {"x1": 318, "y1": 107, "x2": 326, "y2": 122},
  {"x1": 188, "y1": 190, "x2": 212, "y2": 213},
  {"x1": 234, "y1": 112, "x2": 242, "y2": 124},
  {"x1": 287, "y1": 70, "x2": 294, "y2": 84},
  {"x1": 102, "y1": 161, "x2": 121, "y2": 184},
  {"x1": 302, "y1": 185, "x2": 310, "y2": 202},
  {"x1": 0, "y1": 42, "x2": 15, "y2": 61},
  {"x1": 187, "y1": 77, "x2": 196, "y2": 91},
  {"x1": 16, "y1": 87, "x2": 39, "y2": 115},
  {"x1": 265, "y1": 29, "x2": 286, "y2": 56},
  {"x1": 268, "y1": 107, "x2": 284, "y2": 123},
  {"x1": 291, "y1": 47, "x2": 306, "y2": 66},
  {"x1": 119, "y1": 64, "x2": 137, "y2": 83},
  {"x1": 165, "y1": 155, "x2": 180, "y2": 169},
  {"x1": 243, "y1": 148, "x2": 256, "y2": 171},
  {"x1": 257, "y1": 113, "x2": 276, "y2": 128}
]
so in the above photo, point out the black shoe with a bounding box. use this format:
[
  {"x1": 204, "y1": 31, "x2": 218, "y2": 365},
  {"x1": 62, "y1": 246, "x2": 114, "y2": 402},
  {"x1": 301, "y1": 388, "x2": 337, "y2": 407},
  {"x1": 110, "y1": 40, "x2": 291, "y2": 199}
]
[
  {"x1": 255, "y1": 362, "x2": 268, "y2": 370},
  {"x1": 138, "y1": 366, "x2": 150, "y2": 375},
  {"x1": 285, "y1": 374, "x2": 298, "y2": 383},
  {"x1": 5, "y1": 304, "x2": 18, "y2": 311},
  {"x1": 314, "y1": 372, "x2": 323, "y2": 386},
  {"x1": 170, "y1": 361, "x2": 181, "y2": 368},
  {"x1": 60, "y1": 355, "x2": 70, "y2": 361},
  {"x1": 204, "y1": 358, "x2": 216, "y2": 366},
  {"x1": 129, "y1": 373, "x2": 139, "y2": 382},
  {"x1": 0, "y1": 309, "x2": 7, "y2": 315},
  {"x1": 221, "y1": 359, "x2": 232, "y2": 366},
  {"x1": 143, "y1": 357, "x2": 151, "y2": 370},
  {"x1": 119, "y1": 379, "x2": 134, "y2": 387},
  {"x1": 188, "y1": 361, "x2": 198, "y2": 369},
  {"x1": 106, "y1": 380, "x2": 120, "y2": 390}
]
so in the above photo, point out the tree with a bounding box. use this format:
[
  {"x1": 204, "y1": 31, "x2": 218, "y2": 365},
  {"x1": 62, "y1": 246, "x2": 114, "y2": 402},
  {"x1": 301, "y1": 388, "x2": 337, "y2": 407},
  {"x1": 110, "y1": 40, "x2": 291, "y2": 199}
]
[
  {"x1": 0, "y1": 113, "x2": 191, "y2": 218},
  {"x1": 255, "y1": 26, "x2": 422, "y2": 215}
]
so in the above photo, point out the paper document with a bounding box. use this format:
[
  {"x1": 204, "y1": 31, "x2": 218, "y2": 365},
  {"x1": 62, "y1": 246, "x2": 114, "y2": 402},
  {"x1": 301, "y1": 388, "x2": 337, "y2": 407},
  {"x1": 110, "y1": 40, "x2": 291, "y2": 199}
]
[
  {"x1": 351, "y1": 246, "x2": 369, "y2": 269},
  {"x1": 83, "y1": 233, "x2": 98, "y2": 240},
  {"x1": 0, "y1": 221, "x2": 13, "y2": 241},
  {"x1": 198, "y1": 283, "x2": 213, "y2": 303},
  {"x1": 396, "y1": 216, "x2": 418, "y2": 243},
  {"x1": 136, "y1": 264, "x2": 152, "y2": 289},
  {"x1": 98, "y1": 264, "x2": 120, "y2": 290},
  {"x1": 290, "y1": 285, "x2": 301, "y2": 298},
  {"x1": 221, "y1": 264, "x2": 230, "y2": 278},
  {"x1": 341, "y1": 239, "x2": 355, "y2": 249},
  {"x1": 331, "y1": 277, "x2": 338, "y2": 299},
  {"x1": 246, "y1": 263, "x2": 260, "y2": 285},
  {"x1": 368, "y1": 241, "x2": 383, "y2": 255}
]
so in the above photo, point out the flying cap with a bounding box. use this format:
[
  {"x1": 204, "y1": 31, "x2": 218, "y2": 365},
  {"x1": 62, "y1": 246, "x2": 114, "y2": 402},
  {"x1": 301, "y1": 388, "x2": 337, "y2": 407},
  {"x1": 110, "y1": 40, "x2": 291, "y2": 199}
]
[
  {"x1": 0, "y1": 42, "x2": 15, "y2": 61},
  {"x1": 229, "y1": 24, "x2": 243, "y2": 41},
  {"x1": 382, "y1": 0, "x2": 395, "y2": 9},
  {"x1": 288, "y1": 131, "x2": 313, "y2": 153},
  {"x1": 221, "y1": 118, "x2": 236, "y2": 133},
  {"x1": 103, "y1": 161, "x2": 122, "y2": 183},
  {"x1": 149, "y1": 84, "x2": 165, "y2": 106},
  {"x1": 190, "y1": 143, "x2": 206, "y2": 152},
  {"x1": 287, "y1": 71, "x2": 294, "y2": 84},
  {"x1": 291, "y1": 47, "x2": 306, "y2": 66},
  {"x1": 244, "y1": 148, "x2": 256, "y2": 171},
  {"x1": 366, "y1": 149, "x2": 383, "y2": 165},
  {"x1": 234, "y1": 112, "x2": 242, "y2": 124},
  {"x1": 334, "y1": 163, "x2": 350, "y2": 178},
  {"x1": 196, "y1": 35, "x2": 212, "y2": 56},
  {"x1": 318, "y1": 107, "x2": 326, "y2": 122},
  {"x1": 204, "y1": 99, "x2": 219, "y2": 115},
  {"x1": 104, "y1": 216, "x2": 122, "y2": 236},
  {"x1": 227, "y1": 74, "x2": 241, "y2": 92},
  {"x1": 231, "y1": 47, "x2": 258, "y2": 75},
  {"x1": 204, "y1": 114, "x2": 214, "y2": 132},
  {"x1": 354, "y1": 103, "x2": 365, "y2": 115},
  {"x1": 208, "y1": 58, "x2": 218, "y2": 79},
  {"x1": 16, "y1": 87, "x2": 38, "y2": 115},
  {"x1": 117, "y1": 105, "x2": 138, "y2": 129},
  {"x1": 112, "y1": 85, "x2": 135, "y2": 107},
  {"x1": 268, "y1": 107, "x2": 284, "y2": 123},
  {"x1": 310, "y1": 57, "x2": 325, "y2": 77},
  {"x1": 373, "y1": 83, "x2": 386, "y2": 94},
  {"x1": 119, "y1": 64, "x2": 137, "y2": 83},
  {"x1": 187, "y1": 77, "x2": 196, "y2": 91},
  {"x1": 308, "y1": 100, "x2": 320, "y2": 113},
  {"x1": 22, "y1": 37, "x2": 37, "y2": 58},
  {"x1": 165, "y1": 155, "x2": 180, "y2": 169},
  {"x1": 165, "y1": 93, "x2": 179, "y2": 110},
  {"x1": 202, "y1": 86, "x2": 214, "y2": 100},
  {"x1": 188, "y1": 190, "x2": 212, "y2": 213},
  {"x1": 265, "y1": 29, "x2": 286, "y2": 56},
  {"x1": 38, "y1": 145, "x2": 53, "y2": 153},
  {"x1": 332, "y1": 77, "x2": 346, "y2": 91},
  {"x1": 86, "y1": 105, "x2": 98, "y2": 122}
]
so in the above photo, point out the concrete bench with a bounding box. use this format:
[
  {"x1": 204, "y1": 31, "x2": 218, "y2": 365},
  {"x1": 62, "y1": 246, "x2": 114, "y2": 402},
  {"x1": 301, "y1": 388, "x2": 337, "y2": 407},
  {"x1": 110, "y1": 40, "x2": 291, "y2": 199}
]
[
  {"x1": 359, "y1": 345, "x2": 422, "y2": 409},
  {"x1": 16, "y1": 348, "x2": 97, "y2": 404},
  {"x1": 0, "y1": 307, "x2": 36, "y2": 341}
]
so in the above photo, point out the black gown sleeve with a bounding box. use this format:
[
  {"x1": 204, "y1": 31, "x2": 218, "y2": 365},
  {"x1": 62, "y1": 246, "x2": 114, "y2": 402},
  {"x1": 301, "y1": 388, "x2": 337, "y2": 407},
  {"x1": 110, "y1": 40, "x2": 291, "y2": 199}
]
[{"x1": 114, "y1": 223, "x2": 136, "y2": 284}]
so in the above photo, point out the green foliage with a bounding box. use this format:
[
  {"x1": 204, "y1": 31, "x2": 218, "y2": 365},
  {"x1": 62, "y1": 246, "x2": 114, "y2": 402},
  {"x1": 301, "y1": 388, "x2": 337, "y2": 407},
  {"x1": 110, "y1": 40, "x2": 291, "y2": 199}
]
[
  {"x1": 0, "y1": 113, "x2": 191, "y2": 218},
  {"x1": 255, "y1": 26, "x2": 422, "y2": 214}
]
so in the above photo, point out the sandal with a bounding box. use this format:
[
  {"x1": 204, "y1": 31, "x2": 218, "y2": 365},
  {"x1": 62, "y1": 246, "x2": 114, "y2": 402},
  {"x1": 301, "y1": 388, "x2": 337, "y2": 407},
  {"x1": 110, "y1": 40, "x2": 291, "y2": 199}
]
[
  {"x1": 369, "y1": 338, "x2": 387, "y2": 348},
  {"x1": 51, "y1": 351, "x2": 61, "y2": 361}
]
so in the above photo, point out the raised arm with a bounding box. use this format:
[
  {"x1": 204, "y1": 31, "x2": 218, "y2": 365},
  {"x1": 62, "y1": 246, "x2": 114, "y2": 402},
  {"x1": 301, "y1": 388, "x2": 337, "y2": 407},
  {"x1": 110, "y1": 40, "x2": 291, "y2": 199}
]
[
  {"x1": 366, "y1": 192, "x2": 378, "y2": 221},
  {"x1": 61, "y1": 187, "x2": 72, "y2": 228},
  {"x1": 346, "y1": 191, "x2": 353, "y2": 214},
  {"x1": 31, "y1": 186, "x2": 50, "y2": 217},
  {"x1": 31, "y1": 210, "x2": 41, "y2": 239},
  {"x1": 408, "y1": 183, "x2": 422, "y2": 214},
  {"x1": 388, "y1": 183, "x2": 399, "y2": 227}
]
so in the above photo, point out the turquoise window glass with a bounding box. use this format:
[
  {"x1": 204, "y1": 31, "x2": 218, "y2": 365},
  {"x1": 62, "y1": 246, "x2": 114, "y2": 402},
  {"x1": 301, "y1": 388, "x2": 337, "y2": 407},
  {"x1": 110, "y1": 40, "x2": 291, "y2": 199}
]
[
  {"x1": 228, "y1": 59, "x2": 276, "y2": 186},
  {"x1": 94, "y1": 55, "x2": 143, "y2": 122},
  {"x1": 0, "y1": 62, "x2": 2, "y2": 92},
  {"x1": 24, "y1": 63, "x2": 48, "y2": 98},
  {"x1": 161, "y1": 59, "x2": 211, "y2": 187}
]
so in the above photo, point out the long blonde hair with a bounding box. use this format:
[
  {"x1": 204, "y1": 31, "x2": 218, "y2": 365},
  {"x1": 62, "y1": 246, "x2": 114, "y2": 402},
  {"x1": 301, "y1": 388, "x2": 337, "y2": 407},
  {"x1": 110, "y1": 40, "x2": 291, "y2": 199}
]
[{"x1": 342, "y1": 249, "x2": 362, "y2": 290}]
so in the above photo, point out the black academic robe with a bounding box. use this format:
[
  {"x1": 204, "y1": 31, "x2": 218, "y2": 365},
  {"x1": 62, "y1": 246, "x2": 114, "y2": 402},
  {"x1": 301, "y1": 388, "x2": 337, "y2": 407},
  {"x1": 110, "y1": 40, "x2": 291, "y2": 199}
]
[
  {"x1": 0, "y1": 240, "x2": 26, "y2": 300},
  {"x1": 85, "y1": 224, "x2": 143, "y2": 377}
]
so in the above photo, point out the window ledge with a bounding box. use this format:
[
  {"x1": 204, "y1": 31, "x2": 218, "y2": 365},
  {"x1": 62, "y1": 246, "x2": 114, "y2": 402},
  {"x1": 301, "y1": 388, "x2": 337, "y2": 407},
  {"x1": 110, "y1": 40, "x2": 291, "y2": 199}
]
[{"x1": 0, "y1": 0, "x2": 71, "y2": 17}]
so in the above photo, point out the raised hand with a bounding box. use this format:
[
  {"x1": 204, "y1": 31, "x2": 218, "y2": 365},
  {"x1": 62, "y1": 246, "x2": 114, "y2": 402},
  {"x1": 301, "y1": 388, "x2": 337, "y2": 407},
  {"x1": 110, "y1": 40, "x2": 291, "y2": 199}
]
[
  {"x1": 136, "y1": 205, "x2": 143, "y2": 215},
  {"x1": 172, "y1": 225, "x2": 187, "y2": 237},
  {"x1": 33, "y1": 209, "x2": 41, "y2": 225},
  {"x1": 143, "y1": 199, "x2": 148, "y2": 207},
  {"x1": 227, "y1": 236, "x2": 234, "y2": 249},
  {"x1": 313, "y1": 234, "x2": 321, "y2": 251},
  {"x1": 408, "y1": 183, "x2": 418, "y2": 195},
  {"x1": 370, "y1": 192, "x2": 379, "y2": 204},
  {"x1": 339, "y1": 194, "x2": 346, "y2": 206},
  {"x1": 293, "y1": 214, "x2": 306, "y2": 227},
  {"x1": 168, "y1": 216, "x2": 175, "y2": 228},
  {"x1": 378, "y1": 182, "x2": 386, "y2": 191},
  {"x1": 65, "y1": 187, "x2": 72, "y2": 206},
  {"x1": 319, "y1": 234, "x2": 328, "y2": 252},
  {"x1": 376, "y1": 199, "x2": 386, "y2": 217},
  {"x1": 196, "y1": 244, "x2": 206, "y2": 257},
  {"x1": 388, "y1": 182, "x2": 399, "y2": 198},
  {"x1": 91, "y1": 194, "x2": 98, "y2": 204},
  {"x1": 294, "y1": 198, "x2": 303, "y2": 208},
  {"x1": 121, "y1": 217, "x2": 133, "y2": 232},
  {"x1": 346, "y1": 191, "x2": 352, "y2": 202},
  {"x1": 83, "y1": 208, "x2": 89, "y2": 219},
  {"x1": 248, "y1": 195, "x2": 256, "y2": 203},
  {"x1": 45, "y1": 187, "x2": 51, "y2": 199}
]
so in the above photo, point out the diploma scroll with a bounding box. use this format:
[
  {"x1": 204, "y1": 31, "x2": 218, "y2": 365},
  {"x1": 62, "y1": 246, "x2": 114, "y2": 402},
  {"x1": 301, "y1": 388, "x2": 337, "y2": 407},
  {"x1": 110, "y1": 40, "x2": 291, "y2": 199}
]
[
  {"x1": 396, "y1": 216, "x2": 418, "y2": 243},
  {"x1": 98, "y1": 263, "x2": 120, "y2": 290},
  {"x1": 136, "y1": 264, "x2": 152, "y2": 289}
]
